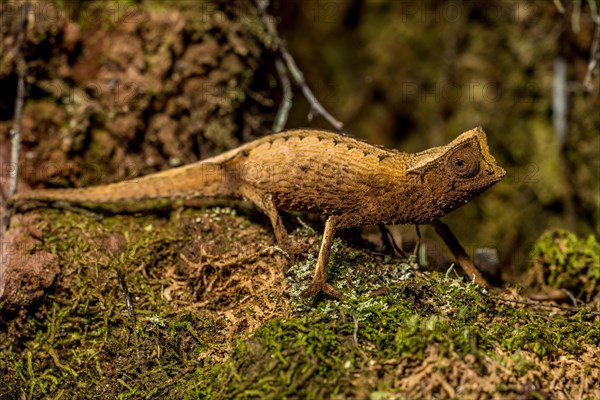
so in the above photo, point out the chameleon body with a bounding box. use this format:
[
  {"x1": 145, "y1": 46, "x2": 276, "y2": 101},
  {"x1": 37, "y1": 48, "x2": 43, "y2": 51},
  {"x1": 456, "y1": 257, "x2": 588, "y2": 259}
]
[{"x1": 12, "y1": 127, "x2": 505, "y2": 297}]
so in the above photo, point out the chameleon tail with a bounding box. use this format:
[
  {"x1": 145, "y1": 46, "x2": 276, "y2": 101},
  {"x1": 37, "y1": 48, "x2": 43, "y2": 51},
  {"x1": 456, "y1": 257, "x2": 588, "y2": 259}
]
[{"x1": 11, "y1": 161, "x2": 234, "y2": 204}]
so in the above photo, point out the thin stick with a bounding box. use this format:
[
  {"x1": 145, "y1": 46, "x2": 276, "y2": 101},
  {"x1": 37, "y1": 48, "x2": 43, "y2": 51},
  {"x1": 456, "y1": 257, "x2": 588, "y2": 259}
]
[
  {"x1": 272, "y1": 57, "x2": 292, "y2": 132},
  {"x1": 352, "y1": 310, "x2": 359, "y2": 345},
  {"x1": 10, "y1": 75, "x2": 25, "y2": 143},
  {"x1": 381, "y1": 225, "x2": 408, "y2": 259},
  {"x1": 2, "y1": 3, "x2": 29, "y2": 233},
  {"x1": 561, "y1": 288, "x2": 583, "y2": 307},
  {"x1": 553, "y1": 0, "x2": 566, "y2": 14},
  {"x1": 430, "y1": 219, "x2": 490, "y2": 288},
  {"x1": 117, "y1": 268, "x2": 139, "y2": 357},
  {"x1": 279, "y1": 46, "x2": 344, "y2": 131},
  {"x1": 8, "y1": 3, "x2": 28, "y2": 199},
  {"x1": 571, "y1": 0, "x2": 582, "y2": 32},
  {"x1": 492, "y1": 295, "x2": 600, "y2": 316},
  {"x1": 583, "y1": 4, "x2": 600, "y2": 92},
  {"x1": 412, "y1": 225, "x2": 421, "y2": 258},
  {"x1": 255, "y1": 0, "x2": 345, "y2": 132}
]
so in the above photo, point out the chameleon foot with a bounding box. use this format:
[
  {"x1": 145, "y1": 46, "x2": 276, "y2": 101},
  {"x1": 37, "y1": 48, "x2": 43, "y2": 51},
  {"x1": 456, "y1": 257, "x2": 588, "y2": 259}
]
[{"x1": 303, "y1": 279, "x2": 341, "y2": 299}]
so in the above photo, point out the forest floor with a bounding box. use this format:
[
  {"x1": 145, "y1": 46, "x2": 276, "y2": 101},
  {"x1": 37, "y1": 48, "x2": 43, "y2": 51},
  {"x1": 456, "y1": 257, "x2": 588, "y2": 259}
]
[{"x1": 1, "y1": 205, "x2": 598, "y2": 399}]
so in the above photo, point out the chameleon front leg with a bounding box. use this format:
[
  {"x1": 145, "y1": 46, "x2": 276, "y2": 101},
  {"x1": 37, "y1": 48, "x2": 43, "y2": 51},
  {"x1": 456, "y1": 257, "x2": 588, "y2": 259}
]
[
  {"x1": 304, "y1": 215, "x2": 341, "y2": 299},
  {"x1": 238, "y1": 185, "x2": 294, "y2": 256}
]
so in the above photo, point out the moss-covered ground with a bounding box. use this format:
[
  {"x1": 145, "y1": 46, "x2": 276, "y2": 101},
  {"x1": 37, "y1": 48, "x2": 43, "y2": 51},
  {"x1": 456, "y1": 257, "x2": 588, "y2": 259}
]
[{"x1": 1, "y1": 207, "x2": 598, "y2": 399}]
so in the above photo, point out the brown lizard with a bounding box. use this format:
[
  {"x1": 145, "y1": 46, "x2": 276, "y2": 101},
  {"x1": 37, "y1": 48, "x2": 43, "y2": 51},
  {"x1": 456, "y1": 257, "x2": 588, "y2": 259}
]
[{"x1": 10, "y1": 127, "x2": 505, "y2": 297}]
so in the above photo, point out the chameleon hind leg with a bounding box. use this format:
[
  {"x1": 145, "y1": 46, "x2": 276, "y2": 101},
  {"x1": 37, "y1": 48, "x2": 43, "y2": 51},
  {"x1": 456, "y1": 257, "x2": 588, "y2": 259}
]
[{"x1": 238, "y1": 185, "x2": 295, "y2": 256}]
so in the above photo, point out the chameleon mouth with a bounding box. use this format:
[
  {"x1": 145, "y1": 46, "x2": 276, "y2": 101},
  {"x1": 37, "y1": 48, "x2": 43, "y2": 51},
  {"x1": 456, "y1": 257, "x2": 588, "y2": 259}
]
[
  {"x1": 490, "y1": 165, "x2": 506, "y2": 182},
  {"x1": 459, "y1": 165, "x2": 506, "y2": 192}
]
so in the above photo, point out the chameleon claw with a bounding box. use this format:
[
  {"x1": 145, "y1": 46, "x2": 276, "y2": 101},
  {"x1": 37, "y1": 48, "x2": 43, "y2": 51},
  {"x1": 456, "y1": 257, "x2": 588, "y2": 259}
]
[
  {"x1": 322, "y1": 283, "x2": 341, "y2": 299},
  {"x1": 303, "y1": 280, "x2": 341, "y2": 299}
]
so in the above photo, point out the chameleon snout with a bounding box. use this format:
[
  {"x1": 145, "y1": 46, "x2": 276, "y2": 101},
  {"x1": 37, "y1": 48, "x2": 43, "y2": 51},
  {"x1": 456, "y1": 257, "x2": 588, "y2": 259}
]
[
  {"x1": 495, "y1": 165, "x2": 506, "y2": 178},
  {"x1": 488, "y1": 166, "x2": 504, "y2": 175},
  {"x1": 485, "y1": 164, "x2": 506, "y2": 183}
]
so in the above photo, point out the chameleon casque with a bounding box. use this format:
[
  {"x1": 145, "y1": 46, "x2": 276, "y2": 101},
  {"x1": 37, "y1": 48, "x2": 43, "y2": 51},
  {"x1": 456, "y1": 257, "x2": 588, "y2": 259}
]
[{"x1": 11, "y1": 127, "x2": 505, "y2": 297}]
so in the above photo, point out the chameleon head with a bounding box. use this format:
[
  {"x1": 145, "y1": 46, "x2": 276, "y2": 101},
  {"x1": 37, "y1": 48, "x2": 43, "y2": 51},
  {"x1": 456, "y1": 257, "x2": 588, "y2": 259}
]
[
  {"x1": 443, "y1": 126, "x2": 506, "y2": 193},
  {"x1": 407, "y1": 127, "x2": 506, "y2": 217}
]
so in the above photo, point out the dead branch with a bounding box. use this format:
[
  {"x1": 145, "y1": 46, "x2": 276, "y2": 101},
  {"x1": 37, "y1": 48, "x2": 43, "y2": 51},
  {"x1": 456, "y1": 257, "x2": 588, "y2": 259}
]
[
  {"x1": 2, "y1": 2, "x2": 29, "y2": 234},
  {"x1": 273, "y1": 57, "x2": 293, "y2": 132},
  {"x1": 583, "y1": 3, "x2": 600, "y2": 92},
  {"x1": 255, "y1": 1, "x2": 345, "y2": 132}
]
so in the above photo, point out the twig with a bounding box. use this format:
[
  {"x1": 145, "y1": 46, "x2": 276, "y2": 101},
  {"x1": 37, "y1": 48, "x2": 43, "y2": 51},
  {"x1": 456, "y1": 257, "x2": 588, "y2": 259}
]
[
  {"x1": 296, "y1": 216, "x2": 316, "y2": 234},
  {"x1": 561, "y1": 288, "x2": 583, "y2": 306},
  {"x1": 352, "y1": 310, "x2": 359, "y2": 345},
  {"x1": 280, "y1": 46, "x2": 344, "y2": 131},
  {"x1": 493, "y1": 295, "x2": 600, "y2": 316},
  {"x1": 430, "y1": 219, "x2": 490, "y2": 288},
  {"x1": 531, "y1": 313, "x2": 554, "y2": 323},
  {"x1": 583, "y1": 3, "x2": 600, "y2": 92},
  {"x1": 553, "y1": 57, "x2": 568, "y2": 146},
  {"x1": 588, "y1": 0, "x2": 599, "y2": 22},
  {"x1": 117, "y1": 268, "x2": 139, "y2": 357},
  {"x1": 571, "y1": 0, "x2": 582, "y2": 32},
  {"x1": 9, "y1": 3, "x2": 28, "y2": 199},
  {"x1": 255, "y1": 0, "x2": 345, "y2": 132},
  {"x1": 272, "y1": 57, "x2": 292, "y2": 132},
  {"x1": 2, "y1": 3, "x2": 29, "y2": 234},
  {"x1": 412, "y1": 225, "x2": 421, "y2": 258},
  {"x1": 381, "y1": 225, "x2": 408, "y2": 259}
]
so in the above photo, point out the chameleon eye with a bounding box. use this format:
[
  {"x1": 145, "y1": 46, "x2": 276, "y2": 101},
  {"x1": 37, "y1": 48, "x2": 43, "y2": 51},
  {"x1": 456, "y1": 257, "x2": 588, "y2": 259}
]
[{"x1": 446, "y1": 147, "x2": 480, "y2": 178}]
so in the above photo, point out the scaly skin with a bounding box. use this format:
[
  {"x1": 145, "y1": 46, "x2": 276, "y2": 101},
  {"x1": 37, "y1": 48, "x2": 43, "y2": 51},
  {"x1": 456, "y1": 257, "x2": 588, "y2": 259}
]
[{"x1": 11, "y1": 127, "x2": 505, "y2": 297}]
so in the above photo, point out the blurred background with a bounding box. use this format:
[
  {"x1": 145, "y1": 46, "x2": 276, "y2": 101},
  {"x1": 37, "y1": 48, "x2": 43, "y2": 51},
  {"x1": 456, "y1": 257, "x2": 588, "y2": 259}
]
[{"x1": 1, "y1": 0, "x2": 598, "y2": 281}]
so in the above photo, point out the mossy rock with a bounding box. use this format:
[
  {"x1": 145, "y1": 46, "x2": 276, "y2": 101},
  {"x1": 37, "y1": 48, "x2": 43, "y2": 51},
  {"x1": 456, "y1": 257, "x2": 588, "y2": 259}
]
[{"x1": 529, "y1": 229, "x2": 600, "y2": 304}]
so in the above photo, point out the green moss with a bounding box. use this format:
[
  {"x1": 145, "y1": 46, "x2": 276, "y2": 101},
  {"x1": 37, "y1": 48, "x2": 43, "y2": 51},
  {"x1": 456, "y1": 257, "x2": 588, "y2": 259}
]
[
  {"x1": 189, "y1": 239, "x2": 599, "y2": 398},
  {"x1": 530, "y1": 229, "x2": 600, "y2": 302},
  {"x1": 2, "y1": 210, "x2": 599, "y2": 398},
  {"x1": 203, "y1": 281, "x2": 596, "y2": 397},
  {"x1": 0, "y1": 207, "x2": 224, "y2": 398}
]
